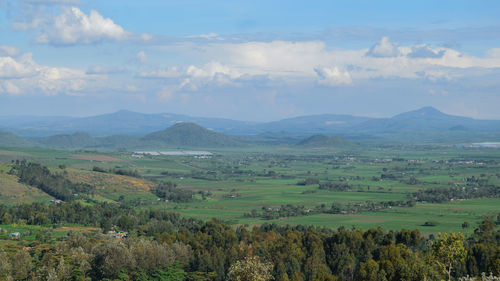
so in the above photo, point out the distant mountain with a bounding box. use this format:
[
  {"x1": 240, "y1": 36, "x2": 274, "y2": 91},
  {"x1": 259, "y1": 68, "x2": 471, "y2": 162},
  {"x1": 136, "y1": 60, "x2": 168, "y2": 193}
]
[
  {"x1": 352, "y1": 107, "x2": 500, "y2": 137},
  {"x1": 39, "y1": 132, "x2": 97, "y2": 149},
  {"x1": 297, "y1": 134, "x2": 350, "y2": 147},
  {"x1": 1, "y1": 106, "x2": 499, "y2": 143},
  {"x1": 0, "y1": 110, "x2": 258, "y2": 137},
  {"x1": 142, "y1": 122, "x2": 242, "y2": 147},
  {"x1": 260, "y1": 114, "x2": 371, "y2": 135},
  {"x1": 0, "y1": 130, "x2": 35, "y2": 147}
]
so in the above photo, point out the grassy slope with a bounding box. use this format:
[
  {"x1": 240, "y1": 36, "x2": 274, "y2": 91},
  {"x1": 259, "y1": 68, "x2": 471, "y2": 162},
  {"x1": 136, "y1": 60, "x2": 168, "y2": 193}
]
[{"x1": 0, "y1": 164, "x2": 54, "y2": 204}]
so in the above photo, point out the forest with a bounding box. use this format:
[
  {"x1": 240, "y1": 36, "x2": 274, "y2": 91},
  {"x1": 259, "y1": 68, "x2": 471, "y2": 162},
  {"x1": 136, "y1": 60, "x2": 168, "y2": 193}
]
[{"x1": 0, "y1": 200, "x2": 499, "y2": 280}]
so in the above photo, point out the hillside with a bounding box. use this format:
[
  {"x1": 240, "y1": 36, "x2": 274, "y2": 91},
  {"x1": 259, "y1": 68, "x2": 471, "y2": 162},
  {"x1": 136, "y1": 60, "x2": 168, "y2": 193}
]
[
  {"x1": 39, "y1": 132, "x2": 97, "y2": 149},
  {"x1": 0, "y1": 130, "x2": 36, "y2": 147},
  {"x1": 0, "y1": 164, "x2": 53, "y2": 204},
  {"x1": 142, "y1": 122, "x2": 242, "y2": 147},
  {"x1": 297, "y1": 134, "x2": 350, "y2": 147}
]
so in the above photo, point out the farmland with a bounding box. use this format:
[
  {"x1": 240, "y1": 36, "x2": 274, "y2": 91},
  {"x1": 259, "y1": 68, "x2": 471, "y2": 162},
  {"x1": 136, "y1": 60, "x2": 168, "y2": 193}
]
[{"x1": 0, "y1": 144, "x2": 499, "y2": 235}]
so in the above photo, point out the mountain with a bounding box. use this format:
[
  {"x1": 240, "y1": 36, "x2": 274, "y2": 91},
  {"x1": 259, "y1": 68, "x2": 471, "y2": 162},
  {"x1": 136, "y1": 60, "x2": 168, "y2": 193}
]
[
  {"x1": 297, "y1": 134, "x2": 350, "y2": 147},
  {"x1": 1, "y1": 107, "x2": 499, "y2": 143},
  {"x1": 260, "y1": 114, "x2": 371, "y2": 135},
  {"x1": 0, "y1": 130, "x2": 35, "y2": 147},
  {"x1": 142, "y1": 122, "x2": 242, "y2": 147},
  {"x1": 39, "y1": 132, "x2": 97, "y2": 149},
  {"x1": 0, "y1": 110, "x2": 258, "y2": 137},
  {"x1": 352, "y1": 107, "x2": 500, "y2": 137}
]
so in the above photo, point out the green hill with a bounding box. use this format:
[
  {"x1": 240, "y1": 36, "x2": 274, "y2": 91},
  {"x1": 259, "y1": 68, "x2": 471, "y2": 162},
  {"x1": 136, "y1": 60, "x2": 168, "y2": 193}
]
[
  {"x1": 0, "y1": 130, "x2": 35, "y2": 147},
  {"x1": 297, "y1": 134, "x2": 350, "y2": 147},
  {"x1": 40, "y1": 132, "x2": 97, "y2": 149},
  {"x1": 142, "y1": 122, "x2": 241, "y2": 147}
]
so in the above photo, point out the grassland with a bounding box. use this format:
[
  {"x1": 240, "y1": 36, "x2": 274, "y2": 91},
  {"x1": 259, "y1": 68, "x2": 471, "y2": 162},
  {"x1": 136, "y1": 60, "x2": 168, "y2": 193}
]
[{"x1": 0, "y1": 144, "x2": 499, "y2": 235}]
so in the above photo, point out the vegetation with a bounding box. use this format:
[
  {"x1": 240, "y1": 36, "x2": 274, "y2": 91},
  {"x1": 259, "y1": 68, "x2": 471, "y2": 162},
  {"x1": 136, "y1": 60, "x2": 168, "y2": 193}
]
[
  {"x1": 0, "y1": 141, "x2": 499, "y2": 280},
  {"x1": 152, "y1": 181, "x2": 194, "y2": 202},
  {"x1": 0, "y1": 200, "x2": 498, "y2": 280},
  {"x1": 10, "y1": 160, "x2": 95, "y2": 201}
]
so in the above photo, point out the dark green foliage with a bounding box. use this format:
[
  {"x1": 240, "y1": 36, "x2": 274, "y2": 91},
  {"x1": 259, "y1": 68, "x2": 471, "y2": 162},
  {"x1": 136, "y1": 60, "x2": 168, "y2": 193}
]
[
  {"x1": 319, "y1": 182, "x2": 351, "y2": 191},
  {"x1": 0, "y1": 201, "x2": 499, "y2": 280},
  {"x1": 297, "y1": 178, "x2": 320, "y2": 186},
  {"x1": 152, "y1": 181, "x2": 193, "y2": 202},
  {"x1": 412, "y1": 184, "x2": 500, "y2": 203},
  {"x1": 10, "y1": 160, "x2": 95, "y2": 201}
]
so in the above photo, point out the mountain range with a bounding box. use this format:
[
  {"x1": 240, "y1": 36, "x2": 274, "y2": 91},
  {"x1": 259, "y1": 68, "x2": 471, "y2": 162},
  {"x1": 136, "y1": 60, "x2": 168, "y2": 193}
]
[{"x1": 0, "y1": 106, "x2": 499, "y2": 149}]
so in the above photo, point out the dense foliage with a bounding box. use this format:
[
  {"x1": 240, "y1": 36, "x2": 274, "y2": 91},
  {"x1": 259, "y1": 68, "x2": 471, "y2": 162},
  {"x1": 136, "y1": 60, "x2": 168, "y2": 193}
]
[
  {"x1": 10, "y1": 160, "x2": 95, "y2": 201},
  {"x1": 152, "y1": 181, "x2": 194, "y2": 203},
  {"x1": 0, "y1": 201, "x2": 499, "y2": 280}
]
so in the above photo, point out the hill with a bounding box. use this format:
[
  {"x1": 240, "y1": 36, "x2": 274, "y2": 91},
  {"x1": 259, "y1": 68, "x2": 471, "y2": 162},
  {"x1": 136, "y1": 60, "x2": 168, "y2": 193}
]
[
  {"x1": 39, "y1": 132, "x2": 97, "y2": 149},
  {"x1": 0, "y1": 130, "x2": 35, "y2": 147},
  {"x1": 0, "y1": 164, "x2": 53, "y2": 204},
  {"x1": 142, "y1": 122, "x2": 242, "y2": 147},
  {"x1": 297, "y1": 134, "x2": 350, "y2": 147}
]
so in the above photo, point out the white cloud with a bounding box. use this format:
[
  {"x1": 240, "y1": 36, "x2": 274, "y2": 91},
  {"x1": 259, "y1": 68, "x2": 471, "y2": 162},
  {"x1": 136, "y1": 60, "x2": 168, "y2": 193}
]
[
  {"x1": 137, "y1": 51, "x2": 147, "y2": 64},
  {"x1": 314, "y1": 66, "x2": 352, "y2": 86},
  {"x1": 408, "y1": 45, "x2": 445, "y2": 58},
  {"x1": 0, "y1": 46, "x2": 20, "y2": 57},
  {"x1": 0, "y1": 54, "x2": 39, "y2": 78},
  {"x1": 187, "y1": 32, "x2": 223, "y2": 40},
  {"x1": 151, "y1": 38, "x2": 500, "y2": 91},
  {"x1": 365, "y1": 37, "x2": 401, "y2": 58},
  {"x1": 31, "y1": 7, "x2": 129, "y2": 45},
  {"x1": 0, "y1": 53, "x2": 102, "y2": 96}
]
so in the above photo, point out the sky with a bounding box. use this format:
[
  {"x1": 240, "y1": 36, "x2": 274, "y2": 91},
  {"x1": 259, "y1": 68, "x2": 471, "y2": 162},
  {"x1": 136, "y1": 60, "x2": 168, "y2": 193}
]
[{"x1": 0, "y1": 0, "x2": 499, "y2": 121}]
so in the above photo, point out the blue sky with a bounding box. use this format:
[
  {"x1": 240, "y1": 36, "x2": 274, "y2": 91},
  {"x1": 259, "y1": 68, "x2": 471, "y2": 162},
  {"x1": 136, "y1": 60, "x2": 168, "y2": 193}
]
[{"x1": 0, "y1": 0, "x2": 499, "y2": 121}]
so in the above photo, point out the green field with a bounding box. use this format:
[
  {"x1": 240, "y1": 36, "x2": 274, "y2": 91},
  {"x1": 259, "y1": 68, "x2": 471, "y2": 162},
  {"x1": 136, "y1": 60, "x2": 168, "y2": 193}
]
[{"x1": 1, "y1": 144, "x2": 499, "y2": 235}]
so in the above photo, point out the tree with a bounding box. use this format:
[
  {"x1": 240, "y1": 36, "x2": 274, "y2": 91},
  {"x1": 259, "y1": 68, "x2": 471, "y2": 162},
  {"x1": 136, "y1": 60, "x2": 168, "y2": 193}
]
[
  {"x1": 10, "y1": 250, "x2": 32, "y2": 280},
  {"x1": 227, "y1": 256, "x2": 273, "y2": 281},
  {"x1": 431, "y1": 232, "x2": 467, "y2": 281}
]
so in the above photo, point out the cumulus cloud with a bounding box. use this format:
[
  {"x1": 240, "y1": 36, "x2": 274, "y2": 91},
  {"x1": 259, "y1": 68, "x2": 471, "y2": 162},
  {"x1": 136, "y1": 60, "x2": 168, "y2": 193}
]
[
  {"x1": 0, "y1": 53, "x2": 101, "y2": 96},
  {"x1": 408, "y1": 45, "x2": 445, "y2": 58},
  {"x1": 0, "y1": 54, "x2": 37, "y2": 78},
  {"x1": 145, "y1": 38, "x2": 500, "y2": 98},
  {"x1": 314, "y1": 66, "x2": 352, "y2": 86},
  {"x1": 366, "y1": 37, "x2": 401, "y2": 57},
  {"x1": 19, "y1": 7, "x2": 129, "y2": 45}
]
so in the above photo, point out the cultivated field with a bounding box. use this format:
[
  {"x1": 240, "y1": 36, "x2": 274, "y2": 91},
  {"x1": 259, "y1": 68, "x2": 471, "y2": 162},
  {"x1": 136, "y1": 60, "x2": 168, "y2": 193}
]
[{"x1": 1, "y1": 145, "x2": 499, "y2": 235}]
